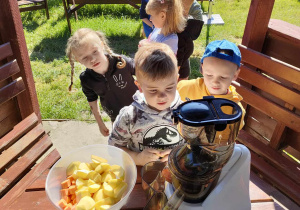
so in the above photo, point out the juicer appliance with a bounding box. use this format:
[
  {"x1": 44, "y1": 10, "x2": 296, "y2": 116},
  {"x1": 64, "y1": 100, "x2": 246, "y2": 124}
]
[{"x1": 164, "y1": 96, "x2": 251, "y2": 210}]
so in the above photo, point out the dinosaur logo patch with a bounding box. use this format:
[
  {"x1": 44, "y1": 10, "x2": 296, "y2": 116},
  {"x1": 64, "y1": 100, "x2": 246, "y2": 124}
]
[{"x1": 139, "y1": 125, "x2": 183, "y2": 151}]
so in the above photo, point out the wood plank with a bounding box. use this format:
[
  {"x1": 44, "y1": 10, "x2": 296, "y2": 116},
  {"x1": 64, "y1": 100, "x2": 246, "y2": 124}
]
[
  {"x1": 0, "y1": 113, "x2": 38, "y2": 152},
  {"x1": 283, "y1": 146, "x2": 300, "y2": 162},
  {"x1": 232, "y1": 81, "x2": 300, "y2": 131},
  {"x1": 0, "y1": 123, "x2": 45, "y2": 172},
  {"x1": 246, "y1": 108, "x2": 276, "y2": 141},
  {"x1": 0, "y1": 0, "x2": 42, "y2": 121},
  {"x1": 269, "y1": 123, "x2": 286, "y2": 150},
  {"x1": 0, "y1": 149, "x2": 60, "y2": 208},
  {"x1": 239, "y1": 65, "x2": 300, "y2": 110},
  {"x1": 0, "y1": 60, "x2": 20, "y2": 82},
  {"x1": 249, "y1": 150, "x2": 300, "y2": 206},
  {"x1": 268, "y1": 20, "x2": 300, "y2": 42},
  {"x1": 6, "y1": 190, "x2": 56, "y2": 210},
  {"x1": 264, "y1": 32, "x2": 300, "y2": 69},
  {"x1": 0, "y1": 77, "x2": 25, "y2": 105},
  {"x1": 122, "y1": 183, "x2": 146, "y2": 210},
  {"x1": 0, "y1": 99, "x2": 17, "y2": 122},
  {"x1": 239, "y1": 45, "x2": 300, "y2": 85},
  {"x1": 0, "y1": 43, "x2": 13, "y2": 61},
  {"x1": 0, "y1": 134, "x2": 52, "y2": 197},
  {"x1": 26, "y1": 169, "x2": 49, "y2": 190},
  {"x1": 0, "y1": 111, "x2": 21, "y2": 139},
  {"x1": 19, "y1": 5, "x2": 45, "y2": 12},
  {"x1": 237, "y1": 130, "x2": 300, "y2": 186},
  {"x1": 241, "y1": 0, "x2": 275, "y2": 51},
  {"x1": 285, "y1": 128, "x2": 300, "y2": 153}
]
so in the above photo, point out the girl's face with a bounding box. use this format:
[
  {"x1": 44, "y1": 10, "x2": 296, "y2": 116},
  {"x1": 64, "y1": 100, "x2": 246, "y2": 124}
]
[
  {"x1": 149, "y1": 11, "x2": 166, "y2": 28},
  {"x1": 135, "y1": 71, "x2": 178, "y2": 112},
  {"x1": 73, "y1": 37, "x2": 109, "y2": 75}
]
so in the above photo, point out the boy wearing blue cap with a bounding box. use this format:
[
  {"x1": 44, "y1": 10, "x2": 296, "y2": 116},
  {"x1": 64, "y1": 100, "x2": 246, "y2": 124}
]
[{"x1": 177, "y1": 39, "x2": 246, "y2": 134}]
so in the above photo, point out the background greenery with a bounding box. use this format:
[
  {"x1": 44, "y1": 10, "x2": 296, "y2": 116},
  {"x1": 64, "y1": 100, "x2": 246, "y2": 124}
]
[{"x1": 20, "y1": 0, "x2": 300, "y2": 120}]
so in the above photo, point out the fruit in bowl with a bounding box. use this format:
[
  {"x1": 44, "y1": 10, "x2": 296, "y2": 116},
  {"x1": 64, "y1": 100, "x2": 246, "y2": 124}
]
[{"x1": 46, "y1": 144, "x2": 137, "y2": 210}]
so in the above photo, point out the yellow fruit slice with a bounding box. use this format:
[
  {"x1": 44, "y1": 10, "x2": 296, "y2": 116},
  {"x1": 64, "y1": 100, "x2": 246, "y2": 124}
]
[
  {"x1": 91, "y1": 155, "x2": 108, "y2": 164},
  {"x1": 76, "y1": 196, "x2": 95, "y2": 210},
  {"x1": 88, "y1": 183, "x2": 101, "y2": 193},
  {"x1": 66, "y1": 161, "x2": 81, "y2": 176},
  {"x1": 103, "y1": 182, "x2": 114, "y2": 197},
  {"x1": 107, "y1": 179, "x2": 122, "y2": 188},
  {"x1": 114, "y1": 182, "x2": 128, "y2": 200},
  {"x1": 110, "y1": 165, "x2": 125, "y2": 179},
  {"x1": 93, "y1": 189, "x2": 106, "y2": 202}
]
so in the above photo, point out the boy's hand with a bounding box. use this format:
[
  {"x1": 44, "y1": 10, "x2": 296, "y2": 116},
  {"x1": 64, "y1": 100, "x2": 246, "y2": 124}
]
[
  {"x1": 99, "y1": 123, "x2": 109, "y2": 136},
  {"x1": 136, "y1": 148, "x2": 162, "y2": 165},
  {"x1": 158, "y1": 149, "x2": 172, "y2": 162}
]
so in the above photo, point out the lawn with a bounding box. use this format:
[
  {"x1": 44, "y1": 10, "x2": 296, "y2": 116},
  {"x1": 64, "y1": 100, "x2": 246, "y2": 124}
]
[{"x1": 20, "y1": 0, "x2": 300, "y2": 121}]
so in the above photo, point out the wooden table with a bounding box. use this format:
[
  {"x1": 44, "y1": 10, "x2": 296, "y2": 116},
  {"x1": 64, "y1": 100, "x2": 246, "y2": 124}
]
[{"x1": 2, "y1": 160, "x2": 297, "y2": 210}]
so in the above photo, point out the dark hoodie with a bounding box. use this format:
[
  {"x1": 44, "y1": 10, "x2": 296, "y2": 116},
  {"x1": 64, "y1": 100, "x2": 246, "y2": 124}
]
[
  {"x1": 177, "y1": 19, "x2": 204, "y2": 77},
  {"x1": 79, "y1": 54, "x2": 138, "y2": 121}
]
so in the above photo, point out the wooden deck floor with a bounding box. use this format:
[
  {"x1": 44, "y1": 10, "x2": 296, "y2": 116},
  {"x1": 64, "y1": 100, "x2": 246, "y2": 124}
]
[{"x1": 250, "y1": 171, "x2": 299, "y2": 210}]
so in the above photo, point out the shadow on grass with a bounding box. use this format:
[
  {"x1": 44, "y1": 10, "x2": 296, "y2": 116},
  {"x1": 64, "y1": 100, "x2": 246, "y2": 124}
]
[
  {"x1": 30, "y1": 26, "x2": 70, "y2": 62},
  {"x1": 21, "y1": 13, "x2": 48, "y2": 32},
  {"x1": 75, "y1": 4, "x2": 139, "y2": 20},
  {"x1": 189, "y1": 57, "x2": 202, "y2": 80},
  {"x1": 30, "y1": 23, "x2": 142, "y2": 62}
]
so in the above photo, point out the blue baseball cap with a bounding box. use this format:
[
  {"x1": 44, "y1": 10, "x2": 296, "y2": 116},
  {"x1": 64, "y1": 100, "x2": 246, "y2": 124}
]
[{"x1": 200, "y1": 39, "x2": 241, "y2": 67}]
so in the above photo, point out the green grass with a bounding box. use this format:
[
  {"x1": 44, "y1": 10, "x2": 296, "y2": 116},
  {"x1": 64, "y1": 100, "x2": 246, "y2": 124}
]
[{"x1": 20, "y1": 0, "x2": 300, "y2": 120}]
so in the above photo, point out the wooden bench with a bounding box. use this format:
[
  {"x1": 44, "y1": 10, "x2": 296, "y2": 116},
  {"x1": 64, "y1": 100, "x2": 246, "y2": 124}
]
[
  {"x1": 0, "y1": 0, "x2": 60, "y2": 208},
  {"x1": 18, "y1": 0, "x2": 50, "y2": 19},
  {"x1": 234, "y1": 44, "x2": 300, "y2": 205},
  {"x1": 62, "y1": 0, "x2": 211, "y2": 32}
]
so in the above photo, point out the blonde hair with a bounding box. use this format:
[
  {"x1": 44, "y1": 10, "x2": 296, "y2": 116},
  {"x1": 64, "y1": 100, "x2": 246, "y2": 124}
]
[
  {"x1": 134, "y1": 42, "x2": 177, "y2": 81},
  {"x1": 65, "y1": 28, "x2": 126, "y2": 91},
  {"x1": 146, "y1": 0, "x2": 186, "y2": 36}
]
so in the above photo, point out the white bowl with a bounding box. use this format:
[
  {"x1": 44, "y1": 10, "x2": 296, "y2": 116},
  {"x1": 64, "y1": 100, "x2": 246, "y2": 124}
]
[{"x1": 46, "y1": 144, "x2": 137, "y2": 210}]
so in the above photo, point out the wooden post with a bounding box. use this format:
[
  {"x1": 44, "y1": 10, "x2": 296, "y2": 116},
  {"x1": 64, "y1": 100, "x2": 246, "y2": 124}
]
[
  {"x1": 0, "y1": 0, "x2": 41, "y2": 122},
  {"x1": 242, "y1": 0, "x2": 275, "y2": 51}
]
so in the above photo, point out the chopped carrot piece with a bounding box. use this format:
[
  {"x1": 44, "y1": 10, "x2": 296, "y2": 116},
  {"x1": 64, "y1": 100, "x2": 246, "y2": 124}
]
[
  {"x1": 61, "y1": 189, "x2": 69, "y2": 196},
  {"x1": 68, "y1": 185, "x2": 77, "y2": 194},
  {"x1": 64, "y1": 203, "x2": 72, "y2": 210},
  {"x1": 70, "y1": 194, "x2": 76, "y2": 201},
  {"x1": 71, "y1": 180, "x2": 76, "y2": 185},
  {"x1": 61, "y1": 179, "x2": 71, "y2": 189},
  {"x1": 72, "y1": 198, "x2": 77, "y2": 205},
  {"x1": 67, "y1": 175, "x2": 75, "y2": 183},
  {"x1": 62, "y1": 195, "x2": 71, "y2": 203},
  {"x1": 58, "y1": 199, "x2": 68, "y2": 209}
]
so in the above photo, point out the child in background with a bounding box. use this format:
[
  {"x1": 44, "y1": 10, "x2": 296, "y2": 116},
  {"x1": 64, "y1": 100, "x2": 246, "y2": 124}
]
[
  {"x1": 177, "y1": 0, "x2": 204, "y2": 80},
  {"x1": 140, "y1": 0, "x2": 154, "y2": 38},
  {"x1": 139, "y1": 0, "x2": 186, "y2": 54},
  {"x1": 177, "y1": 39, "x2": 246, "y2": 142},
  {"x1": 66, "y1": 28, "x2": 138, "y2": 136},
  {"x1": 109, "y1": 43, "x2": 184, "y2": 166}
]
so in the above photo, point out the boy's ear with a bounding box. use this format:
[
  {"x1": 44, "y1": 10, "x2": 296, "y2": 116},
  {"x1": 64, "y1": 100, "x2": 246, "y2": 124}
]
[
  {"x1": 233, "y1": 68, "x2": 240, "y2": 81},
  {"x1": 200, "y1": 63, "x2": 203, "y2": 73},
  {"x1": 134, "y1": 80, "x2": 143, "y2": 93}
]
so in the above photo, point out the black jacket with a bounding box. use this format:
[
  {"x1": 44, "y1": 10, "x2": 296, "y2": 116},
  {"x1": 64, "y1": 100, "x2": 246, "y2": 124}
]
[
  {"x1": 177, "y1": 19, "x2": 204, "y2": 67},
  {"x1": 80, "y1": 54, "x2": 138, "y2": 121}
]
